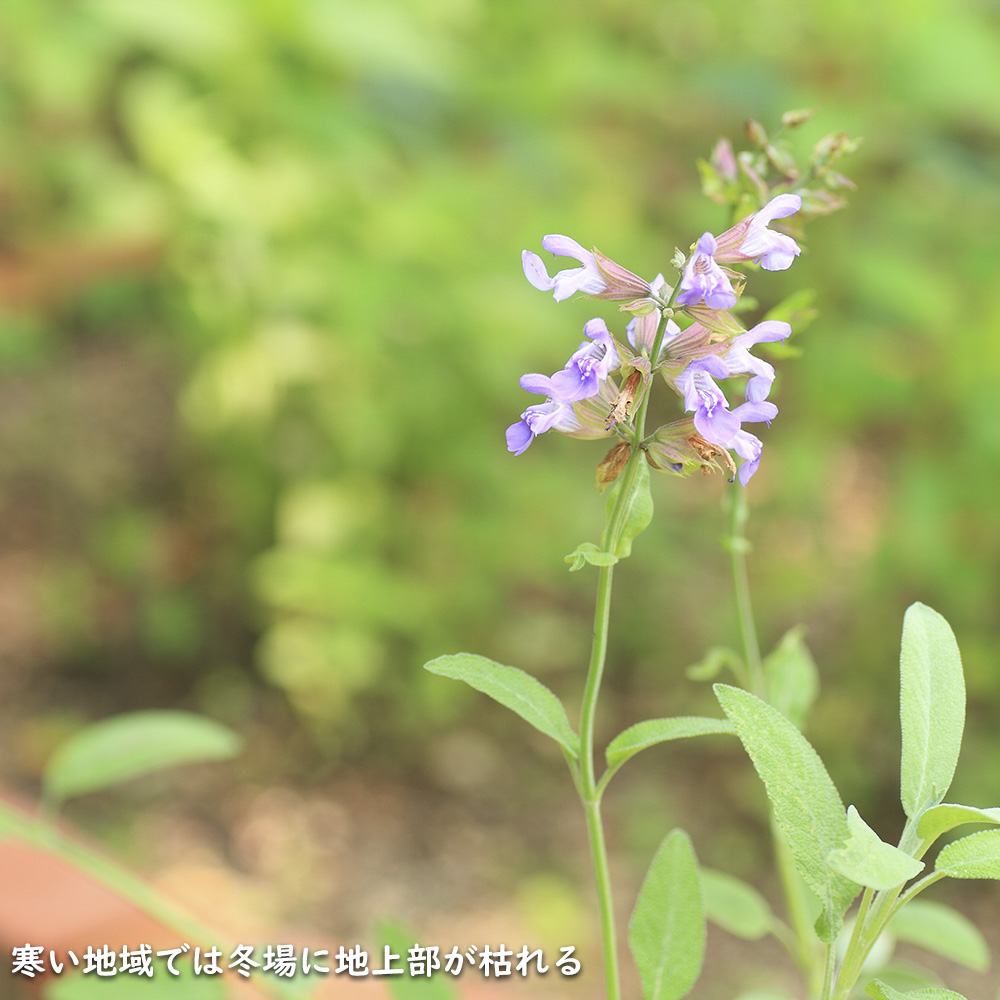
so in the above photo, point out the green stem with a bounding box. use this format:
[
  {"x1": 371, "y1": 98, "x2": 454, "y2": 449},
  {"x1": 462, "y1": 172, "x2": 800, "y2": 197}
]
[
  {"x1": 578, "y1": 560, "x2": 621, "y2": 1000},
  {"x1": 729, "y1": 486, "x2": 764, "y2": 695},
  {"x1": 820, "y1": 942, "x2": 837, "y2": 1000},
  {"x1": 576, "y1": 304, "x2": 677, "y2": 1000}
]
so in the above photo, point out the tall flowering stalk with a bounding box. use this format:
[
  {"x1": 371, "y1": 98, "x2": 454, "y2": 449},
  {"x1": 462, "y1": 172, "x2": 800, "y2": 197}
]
[{"x1": 423, "y1": 117, "x2": 1000, "y2": 1000}]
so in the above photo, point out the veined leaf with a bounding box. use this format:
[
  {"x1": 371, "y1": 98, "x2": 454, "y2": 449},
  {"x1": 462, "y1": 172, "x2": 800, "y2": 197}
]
[
  {"x1": 423, "y1": 654, "x2": 579, "y2": 759},
  {"x1": 865, "y1": 979, "x2": 967, "y2": 1000},
  {"x1": 916, "y1": 803, "x2": 1000, "y2": 843},
  {"x1": 629, "y1": 829, "x2": 704, "y2": 1000},
  {"x1": 827, "y1": 806, "x2": 923, "y2": 890},
  {"x1": 888, "y1": 900, "x2": 989, "y2": 972},
  {"x1": 899, "y1": 604, "x2": 965, "y2": 818},
  {"x1": 714, "y1": 685, "x2": 857, "y2": 941},
  {"x1": 935, "y1": 829, "x2": 1000, "y2": 880},
  {"x1": 607, "y1": 461, "x2": 653, "y2": 559},
  {"x1": 605, "y1": 717, "x2": 734, "y2": 771},
  {"x1": 44, "y1": 711, "x2": 243, "y2": 802},
  {"x1": 700, "y1": 868, "x2": 772, "y2": 940}
]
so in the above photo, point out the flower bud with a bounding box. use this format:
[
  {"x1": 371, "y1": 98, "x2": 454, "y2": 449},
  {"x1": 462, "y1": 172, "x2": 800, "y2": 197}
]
[
  {"x1": 745, "y1": 118, "x2": 768, "y2": 148},
  {"x1": 781, "y1": 107, "x2": 817, "y2": 129}
]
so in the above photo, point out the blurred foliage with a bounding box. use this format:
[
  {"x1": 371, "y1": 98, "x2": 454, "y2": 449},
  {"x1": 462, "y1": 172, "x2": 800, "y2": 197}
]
[{"x1": 1, "y1": 0, "x2": 999, "y2": 849}]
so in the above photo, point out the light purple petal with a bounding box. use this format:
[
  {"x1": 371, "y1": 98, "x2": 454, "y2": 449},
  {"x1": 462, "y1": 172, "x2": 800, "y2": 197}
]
[
  {"x1": 695, "y1": 405, "x2": 740, "y2": 447},
  {"x1": 755, "y1": 193, "x2": 801, "y2": 224},
  {"x1": 732, "y1": 401, "x2": 778, "y2": 425},
  {"x1": 695, "y1": 232, "x2": 718, "y2": 255},
  {"x1": 522, "y1": 250, "x2": 555, "y2": 291},
  {"x1": 732, "y1": 320, "x2": 790, "y2": 350},
  {"x1": 519, "y1": 372, "x2": 557, "y2": 395},
  {"x1": 541, "y1": 234, "x2": 591, "y2": 262},
  {"x1": 506, "y1": 419, "x2": 533, "y2": 455}
]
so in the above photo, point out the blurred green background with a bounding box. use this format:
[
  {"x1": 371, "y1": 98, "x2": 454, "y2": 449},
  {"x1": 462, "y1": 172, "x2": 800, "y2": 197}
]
[{"x1": 1, "y1": 0, "x2": 999, "y2": 995}]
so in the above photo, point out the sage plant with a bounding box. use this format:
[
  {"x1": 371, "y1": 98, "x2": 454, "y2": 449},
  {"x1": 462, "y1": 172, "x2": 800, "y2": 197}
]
[{"x1": 426, "y1": 115, "x2": 998, "y2": 1000}]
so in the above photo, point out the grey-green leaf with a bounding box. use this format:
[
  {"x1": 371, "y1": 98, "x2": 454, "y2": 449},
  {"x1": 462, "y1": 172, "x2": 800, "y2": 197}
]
[
  {"x1": 935, "y1": 829, "x2": 1000, "y2": 879},
  {"x1": 423, "y1": 654, "x2": 579, "y2": 759},
  {"x1": 763, "y1": 626, "x2": 819, "y2": 729},
  {"x1": 899, "y1": 603, "x2": 965, "y2": 818},
  {"x1": 865, "y1": 980, "x2": 967, "y2": 1000},
  {"x1": 700, "y1": 868, "x2": 772, "y2": 940},
  {"x1": 607, "y1": 461, "x2": 653, "y2": 559},
  {"x1": 888, "y1": 900, "x2": 989, "y2": 972},
  {"x1": 605, "y1": 717, "x2": 735, "y2": 771},
  {"x1": 714, "y1": 684, "x2": 857, "y2": 941},
  {"x1": 629, "y1": 829, "x2": 704, "y2": 1000},
  {"x1": 43, "y1": 711, "x2": 243, "y2": 802},
  {"x1": 827, "y1": 806, "x2": 924, "y2": 890},
  {"x1": 916, "y1": 803, "x2": 1000, "y2": 843}
]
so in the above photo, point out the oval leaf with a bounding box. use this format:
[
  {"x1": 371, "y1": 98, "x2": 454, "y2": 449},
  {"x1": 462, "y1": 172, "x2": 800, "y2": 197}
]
[
  {"x1": 916, "y1": 803, "x2": 1000, "y2": 844},
  {"x1": 423, "y1": 654, "x2": 579, "y2": 759},
  {"x1": 605, "y1": 717, "x2": 734, "y2": 771},
  {"x1": 827, "y1": 806, "x2": 924, "y2": 890},
  {"x1": 700, "y1": 868, "x2": 772, "y2": 940},
  {"x1": 44, "y1": 711, "x2": 243, "y2": 802},
  {"x1": 888, "y1": 900, "x2": 989, "y2": 972},
  {"x1": 935, "y1": 829, "x2": 1000, "y2": 880},
  {"x1": 714, "y1": 684, "x2": 857, "y2": 940},
  {"x1": 865, "y1": 980, "x2": 967, "y2": 1000},
  {"x1": 899, "y1": 604, "x2": 965, "y2": 818},
  {"x1": 607, "y1": 461, "x2": 653, "y2": 559},
  {"x1": 629, "y1": 829, "x2": 704, "y2": 1000}
]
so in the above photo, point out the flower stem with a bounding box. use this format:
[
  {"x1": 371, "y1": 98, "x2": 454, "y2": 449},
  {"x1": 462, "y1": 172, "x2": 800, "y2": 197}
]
[
  {"x1": 576, "y1": 305, "x2": 677, "y2": 1000},
  {"x1": 728, "y1": 486, "x2": 764, "y2": 695}
]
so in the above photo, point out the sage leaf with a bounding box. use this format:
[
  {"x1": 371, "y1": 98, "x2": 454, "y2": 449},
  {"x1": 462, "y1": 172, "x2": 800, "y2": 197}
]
[
  {"x1": 865, "y1": 980, "x2": 967, "y2": 1000},
  {"x1": 827, "y1": 805, "x2": 924, "y2": 890},
  {"x1": 714, "y1": 684, "x2": 857, "y2": 940},
  {"x1": 605, "y1": 717, "x2": 734, "y2": 771},
  {"x1": 423, "y1": 654, "x2": 579, "y2": 759},
  {"x1": 701, "y1": 868, "x2": 772, "y2": 940},
  {"x1": 899, "y1": 603, "x2": 965, "y2": 818},
  {"x1": 44, "y1": 711, "x2": 243, "y2": 803},
  {"x1": 916, "y1": 803, "x2": 1000, "y2": 843},
  {"x1": 934, "y1": 828, "x2": 1000, "y2": 880},
  {"x1": 629, "y1": 829, "x2": 704, "y2": 1000},
  {"x1": 888, "y1": 900, "x2": 989, "y2": 972},
  {"x1": 607, "y1": 461, "x2": 653, "y2": 559}
]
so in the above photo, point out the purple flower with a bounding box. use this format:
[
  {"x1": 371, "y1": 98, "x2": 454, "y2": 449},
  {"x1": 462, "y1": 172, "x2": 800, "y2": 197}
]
[
  {"x1": 714, "y1": 194, "x2": 802, "y2": 271},
  {"x1": 549, "y1": 319, "x2": 620, "y2": 401},
  {"x1": 675, "y1": 233, "x2": 737, "y2": 310},
  {"x1": 522, "y1": 235, "x2": 606, "y2": 301},
  {"x1": 522, "y1": 236, "x2": 650, "y2": 302},
  {"x1": 675, "y1": 357, "x2": 740, "y2": 444},
  {"x1": 505, "y1": 395, "x2": 580, "y2": 455},
  {"x1": 733, "y1": 430, "x2": 763, "y2": 485},
  {"x1": 722, "y1": 320, "x2": 790, "y2": 402}
]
